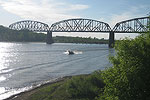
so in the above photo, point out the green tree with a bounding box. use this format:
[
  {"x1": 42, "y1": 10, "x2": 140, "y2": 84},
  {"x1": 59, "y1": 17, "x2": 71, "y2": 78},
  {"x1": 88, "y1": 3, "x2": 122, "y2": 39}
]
[
  {"x1": 66, "y1": 71, "x2": 104, "y2": 100},
  {"x1": 97, "y1": 31, "x2": 150, "y2": 100},
  {"x1": 0, "y1": 26, "x2": 46, "y2": 42}
]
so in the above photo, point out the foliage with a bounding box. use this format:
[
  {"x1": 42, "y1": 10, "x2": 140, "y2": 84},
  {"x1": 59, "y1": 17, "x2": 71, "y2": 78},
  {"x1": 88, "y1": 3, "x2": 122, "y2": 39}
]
[
  {"x1": 0, "y1": 25, "x2": 46, "y2": 42},
  {"x1": 29, "y1": 82, "x2": 63, "y2": 100},
  {"x1": 17, "y1": 71, "x2": 104, "y2": 100},
  {"x1": 53, "y1": 36, "x2": 108, "y2": 44},
  {"x1": 97, "y1": 32, "x2": 150, "y2": 100},
  {"x1": 66, "y1": 71, "x2": 104, "y2": 100}
]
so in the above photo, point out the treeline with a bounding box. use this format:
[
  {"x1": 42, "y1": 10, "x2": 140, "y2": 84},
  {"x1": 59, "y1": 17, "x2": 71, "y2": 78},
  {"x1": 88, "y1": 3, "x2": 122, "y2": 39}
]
[
  {"x1": 0, "y1": 25, "x2": 108, "y2": 44},
  {"x1": 0, "y1": 25, "x2": 46, "y2": 42},
  {"x1": 53, "y1": 36, "x2": 108, "y2": 44}
]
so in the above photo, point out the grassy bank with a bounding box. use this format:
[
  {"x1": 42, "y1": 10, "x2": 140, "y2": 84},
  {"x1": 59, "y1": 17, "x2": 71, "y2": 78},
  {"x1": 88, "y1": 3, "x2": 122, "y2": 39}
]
[{"x1": 6, "y1": 71, "x2": 104, "y2": 100}]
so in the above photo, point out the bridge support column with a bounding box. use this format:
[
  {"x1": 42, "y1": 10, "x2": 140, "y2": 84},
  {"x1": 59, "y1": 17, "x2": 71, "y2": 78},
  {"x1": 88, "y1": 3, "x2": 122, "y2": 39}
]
[
  {"x1": 109, "y1": 31, "x2": 115, "y2": 48},
  {"x1": 46, "y1": 31, "x2": 53, "y2": 44}
]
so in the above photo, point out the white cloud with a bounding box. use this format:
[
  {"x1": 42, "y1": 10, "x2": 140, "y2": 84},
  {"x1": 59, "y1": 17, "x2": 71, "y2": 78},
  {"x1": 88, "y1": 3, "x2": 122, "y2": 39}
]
[
  {"x1": 69, "y1": 4, "x2": 89, "y2": 11},
  {"x1": 0, "y1": 0, "x2": 89, "y2": 25},
  {"x1": 109, "y1": 12, "x2": 135, "y2": 28},
  {"x1": 108, "y1": 6, "x2": 148, "y2": 28}
]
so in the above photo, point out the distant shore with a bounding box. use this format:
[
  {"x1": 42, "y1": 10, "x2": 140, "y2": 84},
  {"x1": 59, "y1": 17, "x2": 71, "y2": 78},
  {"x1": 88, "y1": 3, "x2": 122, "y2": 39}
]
[
  {"x1": 0, "y1": 41, "x2": 108, "y2": 44},
  {"x1": 0, "y1": 25, "x2": 108, "y2": 44}
]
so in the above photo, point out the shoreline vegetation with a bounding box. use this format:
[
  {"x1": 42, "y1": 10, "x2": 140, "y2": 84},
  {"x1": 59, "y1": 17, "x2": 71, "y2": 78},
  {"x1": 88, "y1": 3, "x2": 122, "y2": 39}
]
[
  {"x1": 5, "y1": 72, "x2": 105, "y2": 100},
  {"x1": 5, "y1": 76, "x2": 73, "y2": 100},
  {"x1": 0, "y1": 25, "x2": 108, "y2": 44}
]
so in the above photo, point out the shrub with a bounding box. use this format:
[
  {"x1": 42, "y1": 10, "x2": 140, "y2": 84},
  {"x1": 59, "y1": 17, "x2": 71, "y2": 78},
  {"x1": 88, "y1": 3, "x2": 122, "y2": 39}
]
[
  {"x1": 66, "y1": 71, "x2": 105, "y2": 100},
  {"x1": 97, "y1": 32, "x2": 150, "y2": 100}
]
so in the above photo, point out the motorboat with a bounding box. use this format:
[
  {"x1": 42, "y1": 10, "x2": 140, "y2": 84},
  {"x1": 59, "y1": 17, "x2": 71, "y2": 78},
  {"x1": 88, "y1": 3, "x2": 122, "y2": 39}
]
[{"x1": 65, "y1": 50, "x2": 74, "y2": 55}]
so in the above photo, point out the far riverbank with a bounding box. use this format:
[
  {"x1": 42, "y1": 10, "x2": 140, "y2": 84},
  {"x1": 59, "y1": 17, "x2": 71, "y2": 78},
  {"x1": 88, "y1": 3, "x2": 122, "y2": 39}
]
[{"x1": 0, "y1": 25, "x2": 108, "y2": 44}]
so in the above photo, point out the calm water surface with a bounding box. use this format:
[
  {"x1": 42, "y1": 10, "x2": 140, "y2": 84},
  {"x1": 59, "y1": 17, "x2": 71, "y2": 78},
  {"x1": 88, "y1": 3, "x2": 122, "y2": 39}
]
[{"x1": 0, "y1": 42, "x2": 114, "y2": 99}]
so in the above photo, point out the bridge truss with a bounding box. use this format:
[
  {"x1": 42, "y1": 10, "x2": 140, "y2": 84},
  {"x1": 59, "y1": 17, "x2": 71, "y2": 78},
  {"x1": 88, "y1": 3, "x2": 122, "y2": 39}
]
[
  {"x1": 9, "y1": 16, "x2": 150, "y2": 47},
  {"x1": 9, "y1": 17, "x2": 150, "y2": 33},
  {"x1": 9, "y1": 20, "x2": 49, "y2": 32},
  {"x1": 50, "y1": 18, "x2": 111, "y2": 32},
  {"x1": 113, "y1": 17, "x2": 150, "y2": 33}
]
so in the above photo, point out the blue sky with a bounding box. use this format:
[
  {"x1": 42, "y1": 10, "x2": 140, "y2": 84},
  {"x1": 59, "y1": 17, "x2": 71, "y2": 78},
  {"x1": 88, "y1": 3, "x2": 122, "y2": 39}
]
[{"x1": 0, "y1": 0, "x2": 150, "y2": 39}]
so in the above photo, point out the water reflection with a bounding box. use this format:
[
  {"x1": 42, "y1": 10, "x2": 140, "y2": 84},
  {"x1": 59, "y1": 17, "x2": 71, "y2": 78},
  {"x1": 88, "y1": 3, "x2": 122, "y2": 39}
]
[
  {"x1": 0, "y1": 76, "x2": 6, "y2": 82},
  {"x1": 0, "y1": 43, "x2": 18, "y2": 81}
]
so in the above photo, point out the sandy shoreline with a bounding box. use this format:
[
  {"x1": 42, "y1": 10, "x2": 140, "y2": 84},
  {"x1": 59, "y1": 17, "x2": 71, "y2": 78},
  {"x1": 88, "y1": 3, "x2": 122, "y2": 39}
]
[{"x1": 4, "y1": 76, "x2": 72, "y2": 100}]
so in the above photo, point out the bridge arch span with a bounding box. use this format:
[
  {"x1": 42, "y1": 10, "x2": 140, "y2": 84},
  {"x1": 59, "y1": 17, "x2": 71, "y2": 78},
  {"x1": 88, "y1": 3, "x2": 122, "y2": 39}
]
[
  {"x1": 9, "y1": 20, "x2": 49, "y2": 32},
  {"x1": 50, "y1": 18, "x2": 111, "y2": 32},
  {"x1": 113, "y1": 17, "x2": 150, "y2": 33}
]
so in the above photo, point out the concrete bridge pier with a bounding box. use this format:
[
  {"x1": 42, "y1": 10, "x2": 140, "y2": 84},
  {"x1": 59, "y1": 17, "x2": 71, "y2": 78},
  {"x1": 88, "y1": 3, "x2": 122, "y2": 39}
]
[
  {"x1": 46, "y1": 31, "x2": 53, "y2": 44},
  {"x1": 109, "y1": 31, "x2": 115, "y2": 48}
]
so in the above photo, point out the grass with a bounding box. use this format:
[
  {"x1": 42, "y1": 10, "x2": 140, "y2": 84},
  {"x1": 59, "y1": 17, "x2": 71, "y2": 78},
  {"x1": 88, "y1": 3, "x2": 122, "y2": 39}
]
[{"x1": 10, "y1": 71, "x2": 104, "y2": 100}]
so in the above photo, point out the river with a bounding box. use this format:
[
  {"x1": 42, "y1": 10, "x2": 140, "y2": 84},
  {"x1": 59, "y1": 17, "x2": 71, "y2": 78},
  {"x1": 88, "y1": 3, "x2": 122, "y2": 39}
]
[{"x1": 0, "y1": 42, "x2": 114, "y2": 99}]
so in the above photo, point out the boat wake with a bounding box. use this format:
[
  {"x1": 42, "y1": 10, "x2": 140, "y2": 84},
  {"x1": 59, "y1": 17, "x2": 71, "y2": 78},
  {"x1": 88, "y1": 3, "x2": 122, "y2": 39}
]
[{"x1": 73, "y1": 51, "x2": 83, "y2": 54}]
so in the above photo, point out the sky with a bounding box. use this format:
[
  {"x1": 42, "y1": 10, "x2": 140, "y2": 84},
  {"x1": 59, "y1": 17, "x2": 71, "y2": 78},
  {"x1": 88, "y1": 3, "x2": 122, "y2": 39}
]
[{"x1": 0, "y1": 0, "x2": 150, "y2": 39}]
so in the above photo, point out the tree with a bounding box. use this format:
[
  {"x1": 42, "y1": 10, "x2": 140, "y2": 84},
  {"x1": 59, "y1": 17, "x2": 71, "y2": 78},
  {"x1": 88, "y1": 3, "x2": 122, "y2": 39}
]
[{"x1": 97, "y1": 30, "x2": 150, "y2": 100}]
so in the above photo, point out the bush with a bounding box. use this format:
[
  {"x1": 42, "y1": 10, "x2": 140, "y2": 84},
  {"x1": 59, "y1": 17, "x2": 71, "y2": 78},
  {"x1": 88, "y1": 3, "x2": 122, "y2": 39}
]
[
  {"x1": 66, "y1": 71, "x2": 105, "y2": 100},
  {"x1": 97, "y1": 33, "x2": 150, "y2": 100}
]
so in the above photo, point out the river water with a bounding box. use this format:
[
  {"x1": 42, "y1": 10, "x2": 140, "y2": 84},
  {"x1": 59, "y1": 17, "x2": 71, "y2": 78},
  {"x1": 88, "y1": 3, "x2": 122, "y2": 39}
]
[{"x1": 0, "y1": 42, "x2": 114, "y2": 99}]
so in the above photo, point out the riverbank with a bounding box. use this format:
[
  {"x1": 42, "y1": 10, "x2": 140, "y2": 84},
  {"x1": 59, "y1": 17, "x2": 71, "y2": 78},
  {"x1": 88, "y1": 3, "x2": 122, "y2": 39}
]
[
  {"x1": 4, "y1": 76, "x2": 72, "y2": 100},
  {"x1": 5, "y1": 71, "x2": 104, "y2": 100}
]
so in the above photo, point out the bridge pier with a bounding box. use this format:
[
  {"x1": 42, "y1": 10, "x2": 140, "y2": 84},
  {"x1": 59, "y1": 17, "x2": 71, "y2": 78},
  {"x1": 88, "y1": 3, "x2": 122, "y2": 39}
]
[
  {"x1": 109, "y1": 31, "x2": 115, "y2": 48},
  {"x1": 46, "y1": 31, "x2": 53, "y2": 44}
]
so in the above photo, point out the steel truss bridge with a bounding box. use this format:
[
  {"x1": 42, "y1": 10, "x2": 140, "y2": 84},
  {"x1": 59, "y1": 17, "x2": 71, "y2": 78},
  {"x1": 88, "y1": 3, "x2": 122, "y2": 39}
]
[{"x1": 9, "y1": 16, "x2": 150, "y2": 47}]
